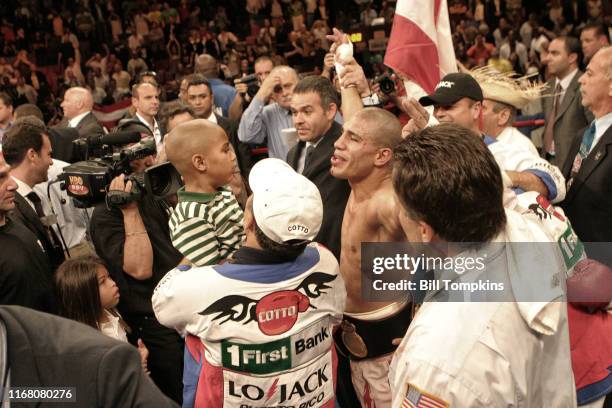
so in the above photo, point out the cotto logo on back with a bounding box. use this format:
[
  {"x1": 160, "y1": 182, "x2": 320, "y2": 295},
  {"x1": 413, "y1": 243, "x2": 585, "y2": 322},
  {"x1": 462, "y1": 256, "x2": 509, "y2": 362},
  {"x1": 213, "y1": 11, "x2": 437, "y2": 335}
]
[{"x1": 199, "y1": 273, "x2": 337, "y2": 335}]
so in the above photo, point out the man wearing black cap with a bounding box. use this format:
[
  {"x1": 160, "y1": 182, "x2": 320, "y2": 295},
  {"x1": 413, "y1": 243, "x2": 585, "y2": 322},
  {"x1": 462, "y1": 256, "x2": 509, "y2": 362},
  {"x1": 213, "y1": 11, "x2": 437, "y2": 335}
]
[{"x1": 403, "y1": 72, "x2": 566, "y2": 204}]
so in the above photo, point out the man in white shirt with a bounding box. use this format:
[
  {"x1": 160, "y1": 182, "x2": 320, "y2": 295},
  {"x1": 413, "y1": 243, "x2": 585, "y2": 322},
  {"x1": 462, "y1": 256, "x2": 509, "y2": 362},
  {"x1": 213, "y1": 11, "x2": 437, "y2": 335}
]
[
  {"x1": 541, "y1": 36, "x2": 593, "y2": 168},
  {"x1": 60, "y1": 87, "x2": 105, "y2": 141},
  {"x1": 474, "y1": 67, "x2": 541, "y2": 156},
  {"x1": 132, "y1": 82, "x2": 162, "y2": 152},
  {"x1": 389, "y1": 123, "x2": 576, "y2": 407}
]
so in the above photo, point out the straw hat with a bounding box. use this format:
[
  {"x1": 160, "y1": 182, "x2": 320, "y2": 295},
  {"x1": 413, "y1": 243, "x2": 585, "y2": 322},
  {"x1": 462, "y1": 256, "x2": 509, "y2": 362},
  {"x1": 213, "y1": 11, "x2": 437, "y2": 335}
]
[{"x1": 470, "y1": 66, "x2": 547, "y2": 110}]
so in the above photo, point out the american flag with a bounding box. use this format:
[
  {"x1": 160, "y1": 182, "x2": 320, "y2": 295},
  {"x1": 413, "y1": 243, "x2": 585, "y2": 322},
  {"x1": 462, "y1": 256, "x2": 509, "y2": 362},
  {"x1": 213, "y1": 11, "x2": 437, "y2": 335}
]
[{"x1": 402, "y1": 384, "x2": 448, "y2": 408}]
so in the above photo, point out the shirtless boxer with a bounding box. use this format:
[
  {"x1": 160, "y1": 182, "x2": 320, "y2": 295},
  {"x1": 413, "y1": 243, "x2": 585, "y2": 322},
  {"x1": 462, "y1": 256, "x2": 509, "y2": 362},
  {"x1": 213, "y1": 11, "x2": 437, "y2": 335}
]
[{"x1": 330, "y1": 107, "x2": 407, "y2": 407}]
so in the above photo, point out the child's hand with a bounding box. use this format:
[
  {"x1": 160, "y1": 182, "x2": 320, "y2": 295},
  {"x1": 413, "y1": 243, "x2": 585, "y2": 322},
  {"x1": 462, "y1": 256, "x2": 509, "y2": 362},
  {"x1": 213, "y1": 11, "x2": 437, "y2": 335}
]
[{"x1": 137, "y1": 339, "x2": 150, "y2": 375}]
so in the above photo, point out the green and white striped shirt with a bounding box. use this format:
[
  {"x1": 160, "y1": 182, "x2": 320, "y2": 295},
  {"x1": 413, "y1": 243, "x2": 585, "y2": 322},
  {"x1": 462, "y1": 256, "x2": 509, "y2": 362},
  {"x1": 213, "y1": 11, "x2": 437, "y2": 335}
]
[{"x1": 169, "y1": 187, "x2": 244, "y2": 266}]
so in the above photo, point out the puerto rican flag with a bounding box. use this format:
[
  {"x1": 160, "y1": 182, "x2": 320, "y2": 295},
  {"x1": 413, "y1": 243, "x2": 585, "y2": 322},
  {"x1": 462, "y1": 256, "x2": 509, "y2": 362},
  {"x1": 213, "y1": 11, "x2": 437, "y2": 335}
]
[{"x1": 384, "y1": 0, "x2": 457, "y2": 98}]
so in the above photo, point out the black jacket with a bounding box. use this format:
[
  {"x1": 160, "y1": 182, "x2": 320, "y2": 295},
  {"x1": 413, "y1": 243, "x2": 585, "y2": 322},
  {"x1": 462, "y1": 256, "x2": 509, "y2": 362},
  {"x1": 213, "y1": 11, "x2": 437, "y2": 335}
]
[
  {"x1": 12, "y1": 192, "x2": 65, "y2": 271},
  {"x1": 287, "y1": 121, "x2": 350, "y2": 260},
  {"x1": 0, "y1": 305, "x2": 178, "y2": 408},
  {"x1": 561, "y1": 125, "x2": 612, "y2": 264}
]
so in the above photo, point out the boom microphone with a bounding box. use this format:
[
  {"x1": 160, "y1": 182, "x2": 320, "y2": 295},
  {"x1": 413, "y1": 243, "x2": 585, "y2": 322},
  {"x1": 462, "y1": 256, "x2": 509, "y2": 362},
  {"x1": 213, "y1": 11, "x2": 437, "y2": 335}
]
[{"x1": 89, "y1": 131, "x2": 143, "y2": 146}]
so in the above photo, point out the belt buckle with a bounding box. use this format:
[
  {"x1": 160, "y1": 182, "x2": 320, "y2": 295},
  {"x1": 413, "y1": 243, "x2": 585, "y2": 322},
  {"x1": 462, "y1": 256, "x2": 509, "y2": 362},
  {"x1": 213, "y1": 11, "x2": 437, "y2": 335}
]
[{"x1": 340, "y1": 320, "x2": 368, "y2": 358}]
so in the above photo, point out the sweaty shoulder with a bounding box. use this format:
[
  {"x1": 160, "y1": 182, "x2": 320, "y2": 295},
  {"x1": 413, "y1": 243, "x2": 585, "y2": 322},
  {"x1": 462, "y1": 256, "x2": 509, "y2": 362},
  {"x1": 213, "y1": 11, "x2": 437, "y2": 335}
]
[{"x1": 373, "y1": 183, "x2": 403, "y2": 236}]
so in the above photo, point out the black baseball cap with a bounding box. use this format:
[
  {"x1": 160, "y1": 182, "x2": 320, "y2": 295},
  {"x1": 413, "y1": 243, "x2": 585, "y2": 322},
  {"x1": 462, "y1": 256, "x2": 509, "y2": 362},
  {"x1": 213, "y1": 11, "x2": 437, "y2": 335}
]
[{"x1": 419, "y1": 73, "x2": 483, "y2": 106}]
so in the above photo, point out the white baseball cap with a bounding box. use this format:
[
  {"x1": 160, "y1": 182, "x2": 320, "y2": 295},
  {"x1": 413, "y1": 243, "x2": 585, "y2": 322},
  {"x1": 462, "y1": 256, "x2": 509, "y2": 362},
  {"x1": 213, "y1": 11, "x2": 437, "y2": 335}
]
[{"x1": 249, "y1": 158, "x2": 323, "y2": 244}]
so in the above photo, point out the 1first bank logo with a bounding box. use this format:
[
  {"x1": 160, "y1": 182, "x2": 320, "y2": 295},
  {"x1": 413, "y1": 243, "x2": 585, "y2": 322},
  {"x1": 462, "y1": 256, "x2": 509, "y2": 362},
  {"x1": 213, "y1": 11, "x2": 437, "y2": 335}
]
[{"x1": 199, "y1": 273, "x2": 337, "y2": 335}]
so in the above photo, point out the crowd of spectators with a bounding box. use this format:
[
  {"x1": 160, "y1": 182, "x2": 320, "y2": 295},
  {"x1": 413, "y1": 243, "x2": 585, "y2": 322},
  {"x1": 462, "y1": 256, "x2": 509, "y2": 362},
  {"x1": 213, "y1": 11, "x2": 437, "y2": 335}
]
[{"x1": 0, "y1": 0, "x2": 604, "y2": 122}]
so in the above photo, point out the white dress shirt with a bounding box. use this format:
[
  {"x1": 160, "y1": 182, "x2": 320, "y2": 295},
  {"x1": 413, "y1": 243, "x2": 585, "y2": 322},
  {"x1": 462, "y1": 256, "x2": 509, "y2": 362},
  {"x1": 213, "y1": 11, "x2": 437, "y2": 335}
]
[
  {"x1": 555, "y1": 68, "x2": 579, "y2": 104},
  {"x1": 34, "y1": 159, "x2": 90, "y2": 249},
  {"x1": 297, "y1": 137, "x2": 323, "y2": 174},
  {"x1": 590, "y1": 112, "x2": 612, "y2": 153},
  {"x1": 68, "y1": 111, "x2": 91, "y2": 128},
  {"x1": 136, "y1": 112, "x2": 162, "y2": 153}
]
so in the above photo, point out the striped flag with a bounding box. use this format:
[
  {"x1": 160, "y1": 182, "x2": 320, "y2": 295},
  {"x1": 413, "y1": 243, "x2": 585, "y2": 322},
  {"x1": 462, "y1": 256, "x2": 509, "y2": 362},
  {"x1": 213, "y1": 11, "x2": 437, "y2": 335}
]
[
  {"x1": 402, "y1": 383, "x2": 448, "y2": 408},
  {"x1": 384, "y1": 0, "x2": 457, "y2": 97},
  {"x1": 92, "y1": 99, "x2": 132, "y2": 130}
]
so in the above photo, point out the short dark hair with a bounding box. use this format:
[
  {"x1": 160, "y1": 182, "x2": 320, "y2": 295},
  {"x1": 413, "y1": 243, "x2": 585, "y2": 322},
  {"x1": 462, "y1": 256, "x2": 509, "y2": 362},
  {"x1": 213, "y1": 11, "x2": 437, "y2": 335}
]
[
  {"x1": 186, "y1": 74, "x2": 212, "y2": 94},
  {"x1": 293, "y1": 76, "x2": 339, "y2": 111},
  {"x1": 558, "y1": 36, "x2": 582, "y2": 59},
  {"x1": 581, "y1": 23, "x2": 610, "y2": 41},
  {"x1": 2, "y1": 116, "x2": 48, "y2": 166},
  {"x1": 159, "y1": 101, "x2": 195, "y2": 133},
  {"x1": 0, "y1": 92, "x2": 12, "y2": 108},
  {"x1": 54, "y1": 256, "x2": 106, "y2": 330},
  {"x1": 392, "y1": 123, "x2": 506, "y2": 243},
  {"x1": 247, "y1": 199, "x2": 308, "y2": 260},
  {"x1": 14, "y1": 103, "x2": 43, "y2": 120},
  {"x1": 254, "y1": 55, "x2": 274, "y2": 67}
]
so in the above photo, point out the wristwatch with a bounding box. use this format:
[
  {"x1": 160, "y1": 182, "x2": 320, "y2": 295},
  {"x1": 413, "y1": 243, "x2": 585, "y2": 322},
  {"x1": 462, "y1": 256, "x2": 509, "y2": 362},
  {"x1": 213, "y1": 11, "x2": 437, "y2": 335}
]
[{"x1": 361, "y1": 94, "x2": 381, "y2": 107}]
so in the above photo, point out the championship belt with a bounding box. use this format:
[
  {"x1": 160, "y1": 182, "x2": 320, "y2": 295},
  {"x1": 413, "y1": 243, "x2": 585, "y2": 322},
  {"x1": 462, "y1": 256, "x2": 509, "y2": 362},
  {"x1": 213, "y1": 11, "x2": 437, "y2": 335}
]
[
  {"x1": 340, "y1": 320, "x2": 368, "y2": 358},
  {"x1": 336, "y1": 303, "x2": 412, "y2": 361}
]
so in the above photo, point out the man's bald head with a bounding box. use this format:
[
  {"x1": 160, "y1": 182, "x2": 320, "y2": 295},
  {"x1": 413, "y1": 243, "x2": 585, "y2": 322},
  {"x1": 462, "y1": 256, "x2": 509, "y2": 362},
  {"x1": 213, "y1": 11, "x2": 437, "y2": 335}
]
[
  {"x1": 61, "y1": 87, "x2": 94, "y2": 119},
  {"x1": 194, "y1": 54, "x2": 218, "y2": 78},
  {"x1": 165, "y1": 119, "x2": 228, "y2": 176},
  {"x1": 270, "y1": 65, "x2": 298, "y2": 81},
  {"x1": 354, "y1": 108, "x2": 402, "y2": 149}
]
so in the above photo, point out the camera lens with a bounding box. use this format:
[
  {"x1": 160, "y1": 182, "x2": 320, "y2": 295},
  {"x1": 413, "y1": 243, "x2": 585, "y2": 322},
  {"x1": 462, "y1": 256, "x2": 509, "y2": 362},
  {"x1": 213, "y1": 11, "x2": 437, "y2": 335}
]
[{"x1": 379, "y1": 77, "x2": 396, "y2": 95}]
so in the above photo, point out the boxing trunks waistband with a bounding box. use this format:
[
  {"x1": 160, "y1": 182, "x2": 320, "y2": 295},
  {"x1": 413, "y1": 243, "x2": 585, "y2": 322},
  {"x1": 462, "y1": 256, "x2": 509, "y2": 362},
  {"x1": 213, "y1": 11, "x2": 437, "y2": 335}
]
[{"x1": 335, "y1": 302, "x2": 412, "y2": 361}]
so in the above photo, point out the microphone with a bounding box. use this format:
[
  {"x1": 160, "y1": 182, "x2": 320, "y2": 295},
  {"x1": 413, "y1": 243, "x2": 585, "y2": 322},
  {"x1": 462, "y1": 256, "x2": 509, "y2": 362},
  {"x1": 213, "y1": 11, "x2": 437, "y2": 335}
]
[{"x1": 88, "y1": 131, "x2": 143, "y2": 146}]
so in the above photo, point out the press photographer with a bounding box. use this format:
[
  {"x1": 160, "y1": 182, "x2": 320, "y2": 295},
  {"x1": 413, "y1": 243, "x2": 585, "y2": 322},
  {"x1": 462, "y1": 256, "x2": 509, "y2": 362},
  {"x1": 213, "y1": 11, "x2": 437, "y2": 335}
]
[{"x1": 88, "y1": 120, "x2": 184, "y2": 404}]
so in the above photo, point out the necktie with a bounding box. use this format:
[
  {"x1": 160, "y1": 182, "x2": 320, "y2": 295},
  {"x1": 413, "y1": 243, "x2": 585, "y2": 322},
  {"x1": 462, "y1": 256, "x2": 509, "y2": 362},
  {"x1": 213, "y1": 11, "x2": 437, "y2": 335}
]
[
  {"x1": 26, "y1": 191, "x2": 63, "y2": 251},
  {"x1": 26, "y1": 191, "x2": 47, "y2": 218},
  {"x1": 543, "y1": 83, "x2": 562, "y2": 157},
  {"x1": 304, "y1": 145, "x2": 315, "y2": 170},
  {"x1": 568, "y1": 123, "x2": 596, "y2": 186}
]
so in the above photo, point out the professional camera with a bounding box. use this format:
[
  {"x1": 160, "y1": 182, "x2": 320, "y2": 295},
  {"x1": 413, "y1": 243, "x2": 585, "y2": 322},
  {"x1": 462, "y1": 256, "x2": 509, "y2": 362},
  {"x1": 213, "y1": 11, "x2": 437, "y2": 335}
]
[
  {"x1": 374, "y1": 73, "x2": 396, "y2": 95},
  {"x1": 235, "y1": 74, "x2": 261, "y2": 98},
  {"x1": 59, "y1": 135, "x2": 157, "y2": 208}
]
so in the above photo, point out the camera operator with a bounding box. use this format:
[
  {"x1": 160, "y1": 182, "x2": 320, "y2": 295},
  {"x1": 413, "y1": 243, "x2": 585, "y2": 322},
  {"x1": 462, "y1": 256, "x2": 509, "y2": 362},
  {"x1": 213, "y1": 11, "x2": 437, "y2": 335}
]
[
  {"x1": 89, "y1": 122, "x2": 184, "y2": 404},
  {"x1": 233, "y1": 56, "x2": 275, "y2": 109}
]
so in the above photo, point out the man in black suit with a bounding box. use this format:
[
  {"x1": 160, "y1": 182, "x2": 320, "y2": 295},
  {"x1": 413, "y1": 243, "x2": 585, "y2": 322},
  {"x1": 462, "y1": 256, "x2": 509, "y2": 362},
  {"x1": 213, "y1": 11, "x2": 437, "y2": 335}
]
[
  {"x1": 561, "y1": 47, "x2": 612, "y2": 266},
  {"x1": 0, "y1": 155, "x2": 55, "y2": 312},
  {"x1": 286, "y1": 76, "x2": 350, "y2": 260},
  {"x1": 0, "y1": 305, "x2": 178, "y2": 407},
  {"x1": 2, "y1": 118, "x2": 65, "y2": 271},
  {"x1": 541, "y1": 36, "x2": 593, "y2": 169},
  {"x1": 59, "y1": 86, "x2": 105, "y2": 139}
]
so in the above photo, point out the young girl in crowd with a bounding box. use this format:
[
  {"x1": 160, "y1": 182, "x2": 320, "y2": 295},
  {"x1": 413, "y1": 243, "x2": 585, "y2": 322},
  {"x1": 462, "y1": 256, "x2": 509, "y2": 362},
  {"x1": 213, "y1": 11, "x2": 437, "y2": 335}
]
[{"x1": 54, "y1": 256, "x2": 149, "y2": 373}]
